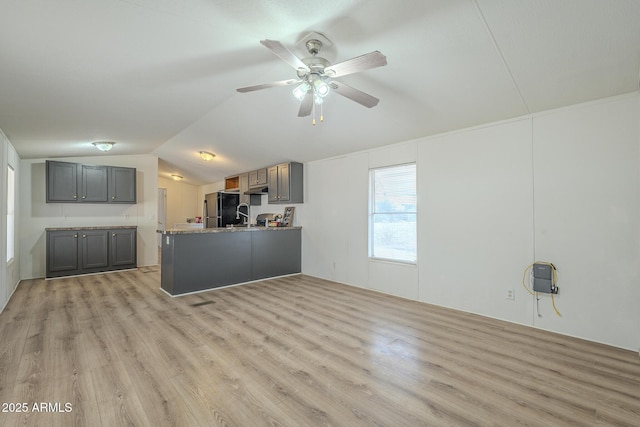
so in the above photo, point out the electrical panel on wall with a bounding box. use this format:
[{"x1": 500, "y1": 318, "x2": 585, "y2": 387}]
[
  {"x1": 522, "y1": 261, "x2": 561, "y2": 317},
  {"x1": 533, "y1": 263, "x2": 557, "y2": 294}
]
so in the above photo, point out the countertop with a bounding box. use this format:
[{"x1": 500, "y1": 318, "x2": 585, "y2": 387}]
[
  {"x1": 46, "y1": 225, "x2": 137, "y2": 231},
  {"x1": 159, "y1": 226, "x2": 301, "y2": 235}
]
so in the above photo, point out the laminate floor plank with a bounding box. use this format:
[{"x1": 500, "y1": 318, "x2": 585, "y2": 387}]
[{"x1": 1, "y1": 270, "x2": 639, "y2": 426}]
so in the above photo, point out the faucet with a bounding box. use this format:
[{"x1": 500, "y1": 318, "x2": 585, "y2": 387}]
[{"x1": 236, "y1": 203, "x2": 250, "y2": 226}]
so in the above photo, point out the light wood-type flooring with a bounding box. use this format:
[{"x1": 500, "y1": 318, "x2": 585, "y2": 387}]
[{"x1": 0, "y1": 269, "x2": 639, "y2": 426}]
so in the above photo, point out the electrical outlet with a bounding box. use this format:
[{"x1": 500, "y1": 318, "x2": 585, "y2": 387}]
[{"x1": 506, "y1": 288, "x2": 515, "y2": 300}]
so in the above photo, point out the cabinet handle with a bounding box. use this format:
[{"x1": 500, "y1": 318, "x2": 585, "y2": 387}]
[
  {"x1": 73, "y1": 195, "x2": 77, "y2": 199},
  {"x1": 113, "y1": 234, "x2": 116, "y2": 237},
  {"x1": 112, "y1": 196, "x2": 116, "y2": 200},
  {"x1": 82, "y1": 234, "x2": 86, "y2": 238},
  {"x1": 82, "y1": 195, "x2": 86, "y2": 199},
  {"x1": 74, "y1": 234, "x2": 78, "y2": 238}
]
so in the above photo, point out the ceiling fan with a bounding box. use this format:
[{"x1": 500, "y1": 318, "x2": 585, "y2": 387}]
[{"x1": 237, "y1": 36, "x2": 387, "y2": 124}]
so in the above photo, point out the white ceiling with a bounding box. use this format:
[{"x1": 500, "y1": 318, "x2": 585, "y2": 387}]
[{"x1": 1, "y1": 0, "x2": 639, "y2": 185}]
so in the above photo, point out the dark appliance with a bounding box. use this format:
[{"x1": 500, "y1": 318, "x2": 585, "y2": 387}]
[
  {"x1": 256, "y1": 213, "x2": 277, "y2": 226},
  {"x1": 203, "y1": 192, "x2": 241, "y2": 228}
]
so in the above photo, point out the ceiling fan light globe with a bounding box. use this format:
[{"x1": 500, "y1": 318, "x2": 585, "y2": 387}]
[
  {"x1": 314, "y1": 79, "x2": 330, "y2": 97},
  {"x1": 292, "y1": 83, "x2": 310, "y2": 101}
]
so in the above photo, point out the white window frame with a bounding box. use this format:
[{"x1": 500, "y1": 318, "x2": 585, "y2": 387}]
[
  {"x1": 368, "y1": 163, "x2": 417, "y2": 264},
  {"x1": 6, "y1": 165, "x2": 15, "y2": 262}
]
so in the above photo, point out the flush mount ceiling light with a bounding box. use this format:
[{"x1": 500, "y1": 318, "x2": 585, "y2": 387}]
[
  {"x1": 199, "y1": 151, "x2": 216, "y2": 161},
  {"x1": 171, "y1": 174, "x2": 183, "y2": 181},
  {"x1": 92, "y1": 141, "x2": 115, "y2": 152}
]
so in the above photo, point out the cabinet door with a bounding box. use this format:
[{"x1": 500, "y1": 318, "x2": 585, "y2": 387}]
[
  {"x1": 256, "y1": 168, "x2": 268, "y2": 186},
  {"x1": 277, "y1": 163, "x2": 290, "y2": 202},
  {"x1": 248, "y1": 170, "x2": 258, "y2": 186},
  {"x1": 111, "y1": 229, "x2": 137, "y2": 267},
  {"x1": 80, "y1": 230, "x2": 109, "y2": 269},
  {"x1": 267, "y1": 165, "x2": 279, "y2": 203},
  {"x1": 249, "y1": 168, "x2": 268, "y2": 187},
  {"x1": 47, "y1": 230, "x2": 79, "y2": 275},
  {"x1": 109, "y1": 167, "x2": 136, "y2": 203},
  {"x1": 80, "y1": 165, "x2": 108, "y2": 202},
  {"x1": 46, "y1": 161, "x2": 78, "y2": 202}
]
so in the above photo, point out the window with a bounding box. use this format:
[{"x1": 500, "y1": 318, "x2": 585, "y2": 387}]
[
  {"x1": 369, "y1": 163, "x2": 417, "y2": 263},
  {"x1": 7, "y1": 165, "x2": 15, "y2": 262}
]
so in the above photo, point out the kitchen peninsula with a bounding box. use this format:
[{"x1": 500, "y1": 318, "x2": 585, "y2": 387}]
[{"x1": 159, "y1": 226, "x2": 301, "y2": 295}]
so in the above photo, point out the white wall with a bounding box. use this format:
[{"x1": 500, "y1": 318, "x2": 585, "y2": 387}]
[
  {"x1": 531, "y1": 95, "x2": 639, "y2": 347},
  {"x1": 301, "y1": 92, "x2": 640, "y2": 351},
  {"x1": 158, "y1": 177, "x2": 201, "y2": 227},
  {"x1": 0, "y1": 129, "x2": 20, "y2": 312},
  {"x1": 19, "y1": 154, "x2": 159, "y2": 279},
  {"x1": 419, "y1": 118, "x2": 535, "y2": 323},
  {"x1": 301, "y1": 144, "x2": 419, "y2": 297}
]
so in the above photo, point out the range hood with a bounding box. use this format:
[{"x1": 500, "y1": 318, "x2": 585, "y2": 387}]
[{"x1": 244, "y1": 186, "x2": 268, "y2": 195}]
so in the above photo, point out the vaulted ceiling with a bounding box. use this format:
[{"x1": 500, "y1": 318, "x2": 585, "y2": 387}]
[{"x1": 1, "y1": 0, "x2": 639, "y2": 185}]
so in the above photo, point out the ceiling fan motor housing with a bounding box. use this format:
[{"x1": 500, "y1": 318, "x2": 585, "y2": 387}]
[{"x1": 305, "y1": 39, "x2": 323, "y2": 56}]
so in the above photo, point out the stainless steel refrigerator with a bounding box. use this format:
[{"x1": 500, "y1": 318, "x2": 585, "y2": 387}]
[{"x1": 203, "y1": 192, "x2": 241, "y2": 228}]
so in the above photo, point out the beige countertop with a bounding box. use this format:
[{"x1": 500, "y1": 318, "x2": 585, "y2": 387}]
[
  {"x1": 46, "y1": 225, "x2": 137, "y2": 231},
  {"x1": 158, "y1": 226, "x2": 301, "y2": 235}
]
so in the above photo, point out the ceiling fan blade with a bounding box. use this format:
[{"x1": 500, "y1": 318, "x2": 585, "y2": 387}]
[
  {"x1": 330, "y1": 81, "x2": 380, "y2": 108},
  {"x1": 325, "y1": 51, "x2": 387, "y2": 78},
  {"x1": 297, "y1": 91, "x2": 313, "y2": 117},
  {"x1": 236, "y1": 79, "x2": 300, "y2": 93},
  {"x1": 260, "y1": 39, "x2": 308, "y2": 71}
]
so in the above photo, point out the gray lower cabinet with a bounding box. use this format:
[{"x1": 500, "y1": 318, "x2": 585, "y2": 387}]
[
  {"x1": 47, "y1": 230, "x2": 80, "y2": 275},
  {"x1": 81, "y1": 230, "x2": 110, "y2": 269},
  {"x1": 111, "y1": 228, "x2": 137, "y2": 266},
  {"x1": 47, "y1": 227, "x2": 137, "y2": 278},
  {"x1": 161, "y1": 228, "x2": 301, "y2": 295}
]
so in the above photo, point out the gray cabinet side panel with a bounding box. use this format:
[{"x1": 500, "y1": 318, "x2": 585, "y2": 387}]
[
  {"x1": 289, "y1": 162, "x2": 304, "y2": 203},
  {"x1": 161, "y1": 235, "x2": 175, "y2": 294}
]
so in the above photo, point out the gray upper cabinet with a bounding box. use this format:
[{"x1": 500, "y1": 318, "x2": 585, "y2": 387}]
[
  {"x1": 46, "y1": 160, "x2": 136, "y2": 204},
  {"x1": 80, "y1": 164, "x2": 108, "y2": 202},
  {"x1": 109, "y1": 167, "x2": 136, "y2": 203},
  {"x1": 268, "y1": 162, "x2": 303, "y2": 204},
  {"x1": 248, "y1": 168, "x2": 268, "y2": 187},
  {"x1": 47, "y1": 161, "x2": 78, "y2": 202}
]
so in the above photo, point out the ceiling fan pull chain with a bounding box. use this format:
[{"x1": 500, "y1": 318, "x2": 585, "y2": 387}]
[
  {"x1": 320, "y1": 101, "x2": 324, "y2": 123},
  {"x1": 312, "y1": 99, "x2": 316, "y2": 126}
]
